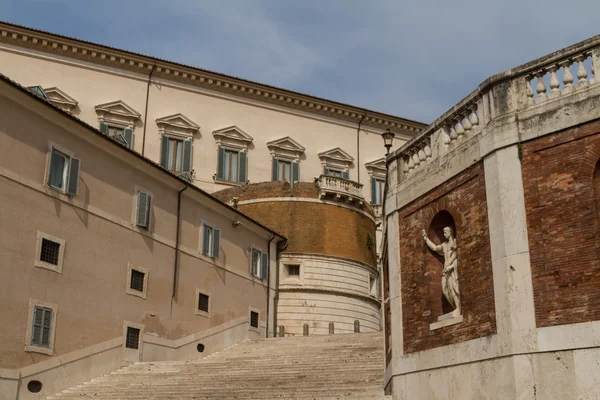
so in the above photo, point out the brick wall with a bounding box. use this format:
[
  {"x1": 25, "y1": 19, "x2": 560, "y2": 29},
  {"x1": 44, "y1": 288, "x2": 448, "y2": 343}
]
[
  {"x1": 398, "y1": 163, "x2": 496, "y2": 353},
  {"x1": 522, "y1": 119, "x2": 600, "y2": 327}
]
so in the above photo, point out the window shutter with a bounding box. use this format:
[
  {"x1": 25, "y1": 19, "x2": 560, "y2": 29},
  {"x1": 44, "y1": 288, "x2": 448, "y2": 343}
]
[
  {"x1": 271, "y1": 159, "x2": 278, "y2": 181},
  {"x1": 100, "y1": 122, "x2": 108, "y2": 135},
  {"x1": 160, "y1": 136, "x2": 169, "y2": 169},
  {"x1": 124, "y1": 128, "x2": 134, "y2": 149},
  {"x1": 238, "y1": 151, "x2": 247, "y2": 184},
  {"x1": 261, "y1": 252, "x2": 269, "y2": 280},
  {"x1": 202, "y1": 225, "x2": 210, "y2": 256},
  {"x1": 342, "y1": 170, "x2": 349, "y2": 180},
  {"x1": 42, "y1": 309, "x2": 52, "y2": 345},
  {"x1": 67, "y1": 158, "x2": 80, "y2": 196},
  {"x1": 136, "y1": 192, "x2": 150, "y2": 228},
  {"x1": 216, "y1": 146, "x2": 225, "y2": 180},
  {"x1": 182, "y1": 139, "x2": 193, "y2": 175},
  {"x1": 212, "y1": 228, "x2": 220, "y2": 259},
  {"x1": 32, "y1": 307, "x2": 43, "y2": 344},
  {"x1": 292, "y1": 162, "x2": 300, "y2": 187},
  {"x1": 371, "y1": 177, "x2": 377, "y2": 204}
]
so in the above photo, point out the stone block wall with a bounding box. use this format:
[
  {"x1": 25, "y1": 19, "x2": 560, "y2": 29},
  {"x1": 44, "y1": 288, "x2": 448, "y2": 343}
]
[
  {"x1": 398, "y1": 163, "x2": 496, "y2": 353},
  {"x1": 522, "y1": 118, "x2": 600, "y2": 328}
]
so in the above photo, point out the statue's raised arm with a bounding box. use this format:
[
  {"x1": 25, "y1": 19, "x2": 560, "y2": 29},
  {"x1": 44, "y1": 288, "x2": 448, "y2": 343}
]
[{"x1": 422, "y1": 229, "x2": 443, "y2": 254}]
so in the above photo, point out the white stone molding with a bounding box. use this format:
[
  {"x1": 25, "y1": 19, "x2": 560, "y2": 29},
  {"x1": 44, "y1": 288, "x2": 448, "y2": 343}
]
[
  {"x1": 156, "y1": 113, "x2": 200, "y2": 139},
  {"x1": 318, "y1": 147, "x2": 354, "y2": 171},
  {"x1": 25, "y1": 299, "x2": 58, "y2": 356},
  {"x1": 125, "y1": 264, "x2": 149, "y2": 300},
  {"x1": 212, "y1": 125, "x2": 253, "y2": 151},
  {"x1": 94, "y1": 100, "x2": 141, "y2": 127},
  {"x1": 43, "y1": 87, "x2": 78, "y2": 112},
  {"x1": 365, "y1": 157, "x2": 387, "y2": 178},
  {"x1": 266, "y1": 136, "x2": 305, "y2": 161}
]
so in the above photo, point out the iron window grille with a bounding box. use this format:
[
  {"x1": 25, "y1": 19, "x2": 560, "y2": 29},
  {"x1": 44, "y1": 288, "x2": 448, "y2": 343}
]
[
  {"x1": 250, "y1": 311, "x2": 259, "y2": 328},
  {"x1": 125, "y1": 327, "x2": 140, "y2": 349},
  {"x1": 40, "y1": 238, "x2": 60, "y2": 265},
  {"x1": 198, "y1": 293, "x2": 210, "y2": 313},
  {"x1": 288, "y1": 265, "x2": 300, "y2": 276},
  {"x1": 130, "y1": 270, "x2": 145, "y2": 292}
]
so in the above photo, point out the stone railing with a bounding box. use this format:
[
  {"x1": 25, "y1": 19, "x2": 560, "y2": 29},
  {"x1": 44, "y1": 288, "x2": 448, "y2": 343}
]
[
  {"x1": 316, "y1": 175, "x2": 364, "y2": 204},
  {"x1": 390, "y1": 34, "x2": 600, "y2": 180}
]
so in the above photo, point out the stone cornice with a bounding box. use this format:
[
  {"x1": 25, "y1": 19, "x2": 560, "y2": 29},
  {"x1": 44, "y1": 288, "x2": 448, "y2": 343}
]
[{"x1": 0, "y1": 21, "x2": 427, "y2": 136}]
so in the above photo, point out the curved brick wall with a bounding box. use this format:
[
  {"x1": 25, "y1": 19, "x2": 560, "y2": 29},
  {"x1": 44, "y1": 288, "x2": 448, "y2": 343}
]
[{"x1": 215, "y1": 182, "x2": 377, "y2": 268}]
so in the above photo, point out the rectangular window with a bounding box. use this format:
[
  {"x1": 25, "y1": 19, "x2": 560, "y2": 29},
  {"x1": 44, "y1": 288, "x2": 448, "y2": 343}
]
[
  {"x1": 100, "y1": 123, "x2": 133, "y2": 148},
  {"x1": 135, "y1": 191, "x2": 152, "y2": 229},
  {"x1": 325, "y1": 168, "x2": 343, "y2": 178},
  {"x1": 125, "y1": 327, "x2": 140, "y2": 349},
  {"x1": 40, "y1": 238, "x2": 60, "y2": 265},
  {"x1": 198, "y1": 293, "x2": 210, "y2": 312},
  {"x1": 224, "y1": 149, "x2": 239, "y2": 183},
  {"x1": 288, "y1": 265, "x2": 300, "y2": 276},
  {"x1": 250, "y1": 311, "x2": 259, "y2": 329},
  {"x1": 371, "y1": 178, "x2": 385, "y2": 205},
  {"x1": 251, "y1": 248, "x2": 268, "y2": 280},
  {"x1": 130, "y1": 269, "x2": 145, "y2": 292},
  {"x1": 47, "y1": 147, "x2": 80, "y2": 196},
  {"x1": 202, "y1": 224, "x2": 221, "y2": 258},
  {"x1": 277, "y1": 159, "x2": 292, "y2": 182},
  {"x1": 31, "y1": 306, "x2": 53, "y2": 347},
  {"x1": 167, "y1": 137, "x2": 184, "y2": 172}
]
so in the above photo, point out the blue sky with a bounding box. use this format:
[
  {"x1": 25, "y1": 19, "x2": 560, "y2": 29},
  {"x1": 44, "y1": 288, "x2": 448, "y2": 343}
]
[{"x1": 2, "y1": 0, "x2": 599, "y2": 123}]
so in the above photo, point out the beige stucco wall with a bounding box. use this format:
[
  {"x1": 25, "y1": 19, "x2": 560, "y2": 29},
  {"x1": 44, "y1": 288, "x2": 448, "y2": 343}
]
[
  {"x1": 0, "y1": 81, "x2": 276, "y2": 378},
  {"x1": 0, "y1": 41, "x2": 409, "y2": 199}
]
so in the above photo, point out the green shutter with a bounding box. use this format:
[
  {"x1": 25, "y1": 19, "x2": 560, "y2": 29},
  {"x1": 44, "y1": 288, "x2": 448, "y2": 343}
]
[
  {"x1": 67, "y1": 158, "x2": 80, "y2": 196},
  {"x1": 136, "y1": 192, "x2": 150, "y2": 228},
  {"x1": 260, "y1": 252, "x2": 268, "y2": 280},
  {"x1": 292, "y1": 162, "x2": 300, "y2": 187},
  {"x1": 271, "y1": 159, "x2": 278, "y2": 181},
  {"x1": 182, "y1": 140, "x2": 193, "y2": 173},
  {"x1": 100, "y1": 122, "x2": 108, "y2": 135},
  {"x1": 212, "y1": 228, "x2": 220, "y2": 259},
  {"x1": 202, "y1": 225, "x2": 210, "y2": 256},
  {"x1": 238, "y1": 151, "x2": 247, "y2": 184},
  {"x1": 342, "y1": 171, "x2": 349, "y2": 180},
  {"x1": 216, "y1": 146, "x2": 225, "y2": 180},
  {"x1": 124, "y1": 128, "x2": 134, "y2": 149},
  {"x1": 371, "y1": 177, "x2": 377, "y2": 204},
  {"x1": 32, "y1": 307, "x2": 43, "y2": 345},
  {"x1": 160, "y1": 136, "x2": 169, "y2": 169}
]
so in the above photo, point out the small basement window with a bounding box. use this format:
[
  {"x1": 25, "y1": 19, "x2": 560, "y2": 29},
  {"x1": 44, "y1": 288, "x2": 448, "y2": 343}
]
[
  {"x1": 250, "y1": 311, "x2": 259, "y2": 329},
  {"x1": 40, "y1": 238, "x2": 60, "y2": 265},
  {"x1": 288, "y1": 265, "x2": 300, "y2": 276},
  {"x1": 198, "y1": 293, "x2": 209, "y2": 313},
  {"x1": 125, "y1": 327, "x2": 140, "y2": 349},
  {"x1": 130, "y1": 269, "x2": 145, "y2": 292}
]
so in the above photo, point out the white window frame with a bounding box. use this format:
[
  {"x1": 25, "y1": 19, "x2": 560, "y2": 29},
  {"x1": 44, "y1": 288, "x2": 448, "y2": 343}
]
[
  {"x1": 250, "y1": 247, "x2": 268, "y2": 280},
  {"x1": 46, "y1": 142, "x2": 79, "y2": 196},
  {"x1": 248, "y1": 307, "x2": 260, "y2": 333},
  {"x1": 25, "y1": 299, "x2": 58, "y2": 355},
  {"x1": 200, "y1": 222, "x2": 220, "y2": 259},
  {"x1": 34, "y1": 231, "x2": 66, "y2": 274},
  {"x1": 126, "y1": 264, "x2": 149, "y2": 300},
  {"x1": 195, "y1": 288, "x2": 211, "y2": 318}
]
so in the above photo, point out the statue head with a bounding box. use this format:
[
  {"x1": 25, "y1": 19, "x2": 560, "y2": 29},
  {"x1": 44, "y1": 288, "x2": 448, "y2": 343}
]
[{"x1": 443, "y1": 226, "x2": 454, "y2": 240}]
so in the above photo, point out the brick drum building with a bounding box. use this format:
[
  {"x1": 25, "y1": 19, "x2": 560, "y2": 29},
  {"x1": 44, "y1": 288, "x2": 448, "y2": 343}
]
[
  {"x1": 214, "y1": 180, "x2": 381, "y2": 335},
  {"x1": 383, "y1": 35, "x2": 600, "y2": 399}
]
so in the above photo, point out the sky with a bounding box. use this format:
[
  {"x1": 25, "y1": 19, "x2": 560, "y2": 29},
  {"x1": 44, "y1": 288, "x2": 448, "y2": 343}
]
[{"x1": 1, "y1": 0, "x2": 599, "y2": 123}]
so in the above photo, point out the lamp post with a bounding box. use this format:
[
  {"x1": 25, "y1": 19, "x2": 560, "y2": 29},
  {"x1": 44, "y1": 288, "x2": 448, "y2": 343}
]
[{"x1": 382, "y1": 128, "x2": 394, "y2": 155}]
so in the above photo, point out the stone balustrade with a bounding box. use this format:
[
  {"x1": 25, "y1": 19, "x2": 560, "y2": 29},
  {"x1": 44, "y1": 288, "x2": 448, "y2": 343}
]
[
  {"x1": 316, "y1": 175, "x2": 364, "y2": 204},
  {"x1": 390, "y1": 34, "x2": 600, "y2": 181}
]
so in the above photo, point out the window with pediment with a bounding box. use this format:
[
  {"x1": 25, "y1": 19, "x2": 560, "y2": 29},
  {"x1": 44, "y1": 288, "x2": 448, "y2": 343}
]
[
  {"x1": 95, "y1": 100, "x2": 141, "y2": 149},
  {"x1": 43, "y1": 87, "x2": 79, "y2": 113},
  {"x1": 214, "y1": 126, "x2": 253, "y2": 185},
  {"x1": 266, "y1": 137, "x2": 305, "y2": 187},
  {"x1": 318, "y1": 147, "x2": 354, "y2": 180},
  {"x1": 366, "y1": 158, "x2": 387, "y2": 205},
  {"x1": 156, "y1": 114, "x2": 199, "y2": 182}
]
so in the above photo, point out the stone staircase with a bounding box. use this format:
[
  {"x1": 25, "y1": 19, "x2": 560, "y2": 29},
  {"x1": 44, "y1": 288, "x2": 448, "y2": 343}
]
[{"x1": 46, "y1": 332, "x2": 390, "y2": 400}]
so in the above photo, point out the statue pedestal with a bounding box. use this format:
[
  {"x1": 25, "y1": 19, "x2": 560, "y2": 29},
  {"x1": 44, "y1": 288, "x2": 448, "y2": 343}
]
[{"x1": 429, "y1": 309, "x2": 463, "y2": 331}]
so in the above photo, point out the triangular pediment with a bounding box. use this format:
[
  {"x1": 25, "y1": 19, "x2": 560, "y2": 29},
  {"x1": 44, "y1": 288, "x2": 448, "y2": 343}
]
[
  {"x1": 213, "y1": 125, "x2": 253, "y2": 143},
  {"x1": 266, "y1": 136, "x2": 305, "y2": 153},
  {"x1": 43, "y1": 87, "x2": 78, "y2": 108},
  {"x1": 94, "y1": 100, "x2": 141, "y2": 119},
  {"x1": 156, "y1": 113, "x2": 200, "y2": 132},
  {"x1": 365, "y1": 157, "x2": 386, "y2": 171},
  {"x1": 318, "y1": 147, "x2": 354, "y2": 163}
]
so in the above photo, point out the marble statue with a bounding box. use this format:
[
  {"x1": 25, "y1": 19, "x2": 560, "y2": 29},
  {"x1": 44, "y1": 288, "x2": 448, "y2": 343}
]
[{"x1": 422, "y1": 227, "x2": 460, "y2": 313}]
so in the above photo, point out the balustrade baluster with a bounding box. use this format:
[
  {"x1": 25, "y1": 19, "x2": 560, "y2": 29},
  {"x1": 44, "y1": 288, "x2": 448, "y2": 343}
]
[
  {"x1": 418, "y1": 146, "x2": 426, "y2": 162},
  {"x1": 449, "y1": 124, "x2": 458, "y2": 141},
  {"x1": 462, "y1": 113, "x2": 472, "y2": 132},
  {"x1": 456, "y1": 120, "x2": 465, "y2": 139},
  {"x1": 402, "y1": 158, "x2": 409, "y2": 173},
  {"x1": 526, "y1": 77, "x2": 535, "y2": 106},
  {"x1": 424, "y1": 143, "x2": 432, "y2": 159},
  {"x1": 470, "y1": 107, "x2": 479, "y2": 126},
  {"x1": 407, "y1": 155, "x2": 415, "y2": 170},
  {"x1": 562, "y1": 61, "x2": 575, "y2": 94},
  {"x1": 535, "y1": 70, "x2": 548, "y2": 103},
  {"x1": 549, "y1": 65, "x2": 561, "y2": 99},
  {"x1": 412, "y1": 152, "x2": 420, "y2": 167},
  {"x1": 442, "y1": 126, "x2": 451, "y2": 145},
  {"x1": 575, "y1": 55, "x2": 590, "y2": 89}
]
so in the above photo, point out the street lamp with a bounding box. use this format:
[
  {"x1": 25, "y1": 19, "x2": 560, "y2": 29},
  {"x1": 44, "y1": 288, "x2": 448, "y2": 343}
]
[{"x1": 382, "y1": 129, "x2": 394, "y2": 155}]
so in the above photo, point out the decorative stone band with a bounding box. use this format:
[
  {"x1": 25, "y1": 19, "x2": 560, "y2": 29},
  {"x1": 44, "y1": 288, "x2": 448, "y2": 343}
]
[
  {"x1": 0, "y1": 23, "x2": 425, "y2": 135},
  {"x1": 235, "y1": 197, "x2": 376, "y2": 222},
  {"x1": 282, "y1": 252, "x2": 377, "y2": 272},
  {"x1": 315, "y1": 175, "x2": 364, "y2": 205},
  {"x1": 279, "y1": 286, "x2": 381, "y2": 307},
  {"x1": 389, "y1": 33, "x2": 600, "y2": 179}
]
